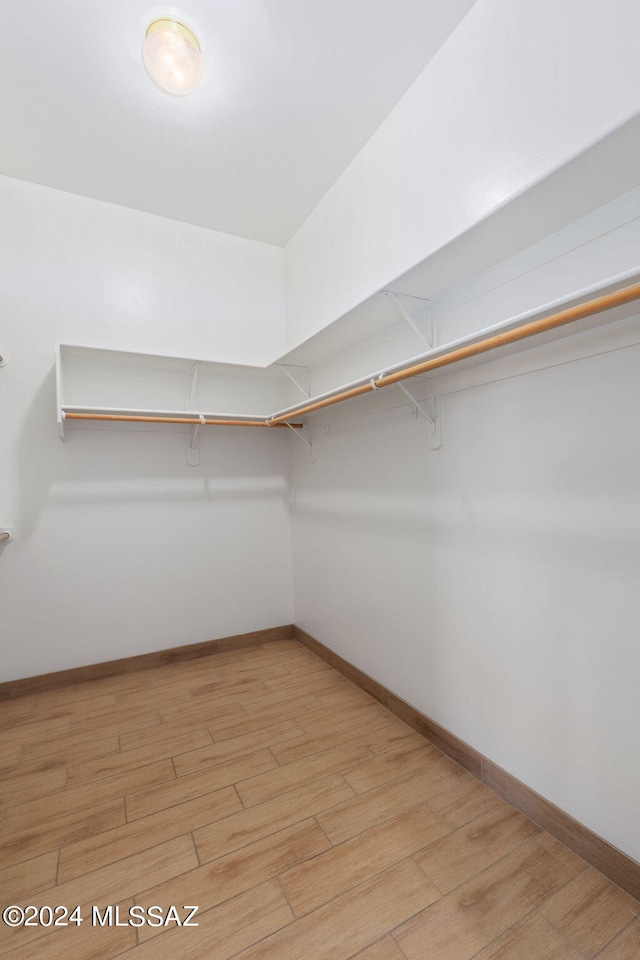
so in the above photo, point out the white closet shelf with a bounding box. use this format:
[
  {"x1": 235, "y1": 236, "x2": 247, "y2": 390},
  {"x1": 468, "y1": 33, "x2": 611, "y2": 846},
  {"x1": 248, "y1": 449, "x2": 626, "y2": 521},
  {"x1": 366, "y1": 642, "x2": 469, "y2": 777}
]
[
  {"x1": 267, "y1": 271, "x2": 640, "y2": 425},
  {"x1": 55, "y1": 343, "x2": 303, "y2": 441},
  {"x1": 61, "y1": 405, "x2": 269, "y2": 420},
  {"x1": 56, "y1": 271, "x2": 640, "y2": 449}
]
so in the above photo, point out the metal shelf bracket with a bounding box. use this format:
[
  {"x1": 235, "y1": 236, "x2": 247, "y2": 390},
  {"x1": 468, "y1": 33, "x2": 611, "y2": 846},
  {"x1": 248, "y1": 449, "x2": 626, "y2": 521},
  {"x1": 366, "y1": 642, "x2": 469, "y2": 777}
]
[
  {"x1": 186, "y1": 362, "x2": 203, "y2": 464},
  {"x1": 286, "y1": 421, "x2": 313, "y2": 459},
  {"x1": 384, "y1": 290, "x2": 432, "y2": 348},
  {"x1": 187, "y1": 414, "x2": 206, "y2": 466},
  {"x1": 398, "y1": 383, "x2": 441, "y2": 449},
  {"x1": 278, "y1": 364, "x2": 311, "y2": 398},
  {"x1": 188, "y1": 360, "x2": 200, "y2": 409}
]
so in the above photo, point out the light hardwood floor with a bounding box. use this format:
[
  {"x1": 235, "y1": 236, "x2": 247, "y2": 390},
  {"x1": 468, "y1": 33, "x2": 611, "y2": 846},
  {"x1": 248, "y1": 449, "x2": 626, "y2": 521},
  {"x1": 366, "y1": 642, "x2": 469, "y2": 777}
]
[{"x1": 1, "y1": 639, "x2": 638, "y2": 959}]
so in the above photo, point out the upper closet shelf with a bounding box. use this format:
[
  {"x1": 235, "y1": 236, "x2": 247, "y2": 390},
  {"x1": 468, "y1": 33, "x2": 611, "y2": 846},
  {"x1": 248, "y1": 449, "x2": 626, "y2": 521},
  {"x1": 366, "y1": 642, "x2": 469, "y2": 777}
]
[
  {"x1": 55, "y1": 344, "x2": 303, "y2": 441},
  {"x1": 56, "y1": 271, "x2": 640, "y2": 452},
  {"x1": 266, "y1": 272, "x2": 640, "y2": 427}
]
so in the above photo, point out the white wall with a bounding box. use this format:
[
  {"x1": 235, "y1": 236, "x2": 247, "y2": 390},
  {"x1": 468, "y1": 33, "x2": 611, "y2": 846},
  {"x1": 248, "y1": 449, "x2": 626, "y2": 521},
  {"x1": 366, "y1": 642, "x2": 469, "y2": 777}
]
[
  {"x1": 290, "y1": 195, "x2": 640, "y2": 862},
  {"x1": 285, "y1": 0, "x2": 640, "y2": 349},
  {"x1": 0, "y1": 176, "x2": 293, "y2": 681}
]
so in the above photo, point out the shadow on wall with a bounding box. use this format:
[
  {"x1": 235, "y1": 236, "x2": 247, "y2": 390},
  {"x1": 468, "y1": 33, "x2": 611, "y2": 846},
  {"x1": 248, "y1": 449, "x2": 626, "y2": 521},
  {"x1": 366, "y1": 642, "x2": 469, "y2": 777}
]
[
  {"x1": 17, "y1": 366, "x2": 64, "y2": 539},
  {"x1": 17, "y1": 366, "x2": 289, "y2": 537},
  {"x1": 292, "y1": 489, "x2": 640, "y2": 578}
]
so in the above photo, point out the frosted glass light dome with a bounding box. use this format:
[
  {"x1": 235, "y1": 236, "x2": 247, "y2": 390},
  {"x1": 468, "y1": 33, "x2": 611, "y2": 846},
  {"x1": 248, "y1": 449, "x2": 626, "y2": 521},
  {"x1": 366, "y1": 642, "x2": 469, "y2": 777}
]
[{"x1": 142, "y1": 19, "x2": 203, "y2": 96}]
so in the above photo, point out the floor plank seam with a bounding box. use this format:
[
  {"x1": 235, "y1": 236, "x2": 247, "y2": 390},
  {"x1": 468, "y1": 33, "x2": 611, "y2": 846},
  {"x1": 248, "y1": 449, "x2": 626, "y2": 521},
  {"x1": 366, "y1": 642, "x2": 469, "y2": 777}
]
[
  {"x1": 593, "y1": 917, "x2": 639, "y2": 959},
  {"x1": 231, "y1": 782, "x2": 245, "y2": 810},
  {"x1": 409, "y1": 854, "x2": 445, "y2": 898},
  {"x1": 312, "y1": 816, "x2": 334, "y2": 849},
  {"x1": 389, "y1": 930, "x2": 411, "y2": 960},
  {"x1": 274, "y1": 874, "x2": 297, "y2": 914},
  {"x1": 554, "y1": 922, "x2": 592, "y2": 960},
  {"x1": 188, "y1": 829, "x2": 200, "y2": 868}
]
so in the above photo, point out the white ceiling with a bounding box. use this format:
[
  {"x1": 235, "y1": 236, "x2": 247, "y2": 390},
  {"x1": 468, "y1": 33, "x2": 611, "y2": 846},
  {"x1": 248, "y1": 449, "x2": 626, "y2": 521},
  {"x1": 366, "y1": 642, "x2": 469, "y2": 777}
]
[{"x1": 0, "y1": 1, "x2": 476, "y2": 245}]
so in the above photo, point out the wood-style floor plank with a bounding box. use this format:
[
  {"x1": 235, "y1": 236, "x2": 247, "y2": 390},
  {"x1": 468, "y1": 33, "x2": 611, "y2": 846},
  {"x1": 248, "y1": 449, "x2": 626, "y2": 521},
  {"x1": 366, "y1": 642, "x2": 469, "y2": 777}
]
[
  {"x1": 317, "y1": 761, "x2": 468, "y2": 845},
  {"x1": 414, "y1": 804, "x2": 542, "y2": 893},
  {"x1": 118, "y1": 880, "x2": 294, "y2": 960},
  {"x1": 231, "y1": 859, "x2": 440, "y2": 960},
  {"x1": 300, "y1": 701, "x2": 390, "y2": 737},
  {"x1": 67, "y1": 729, "x2": 213, "y2": 785},
  {"x1": 394, "y1": 841, "x2": 579, "y2": 960},
  {"x1": 280, "y1": 801, "x2": 450, "y2": 916},
  {"x1": 536, "y1": 833, "x2": 588, "y2": 876},
  {"x1": 193, "y1": 773, "x2": 355, "y2": 862},
  {"x1": 172, "y1": 720, "x2": 304, "y2": 776},
  {"x1": 235, "y1": 740, "x2": 374, "y2": 808},
  {"x1": 0, "y1": 767, "x2": 68, "y2": 810},
  {"x1": 350, "y1": 938, "x2": 407, "y2": 960},
  {"x1": 0, "y1": 716, "x2": 71, "y2": 747},
  {"x1": 270, "y1": 727, "x2": 375, "y2": 766},
  {"x1": 119, "y1": 720, "x2": 211, "y2": 752},
  {"x1": 57, "y1": 786, "x2": 242, "y2": 881},
  {"x1": 595, "y1": 920, "x2": 640, "y2": 959},
  {"x1": 1, "y1": 638, "x2": 635, "y2": 960},
  {"x1": 0, "y1": 851, "x2": 59, "y2": 901},
  {"x1": 20, "y1": 733, "x2": 121, "y2": 766},
  {"x1": 426, "y1": 775, "x2": 514, "y2": 829},
  {"x1": 0, "y1": 837, "x2": 197, "y2": 954},
  {"x1": 342, "y1": 743, "x2": 445, "y2": 794},
  {"x1": 471, "y1": 912, "x2": 585, "y2": 959},
  {"x1": 125, "y1": 748, "x2": 276, "y2": 820},
  {"x1": 1, "y1": 907, "x2": 137, "y2": 960},
  {"x1": 135, "y1": 819, "x2": 330, "y2": 942},
  {"x1": 0, "y1": 798, "x2": 126, "y2": 869},
  {"x1": 208, "y1": 709, "x2": 307, "y2": 742},
  {"x1": 2, "y1": 759, "x2": 175, "y2": 829},
  {"x1": 540, "y1": 868, "x2": 639, "y2": 958}
]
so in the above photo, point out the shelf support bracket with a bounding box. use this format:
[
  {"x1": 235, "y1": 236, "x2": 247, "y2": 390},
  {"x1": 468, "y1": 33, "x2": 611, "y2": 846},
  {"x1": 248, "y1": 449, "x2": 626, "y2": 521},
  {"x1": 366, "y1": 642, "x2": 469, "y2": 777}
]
[
  {"x1": 277, "y1": 364, "x2": 310, "y2": 398},
  {"x1": 187, "y1": 414, "x2": 206, "y2": 466},
  {"x1": 285, "y1": 421, "x2": 313, "y2": 457},
  {"x1": 398, "y1": 383, "x2": 441, "y2": 449},
  {"x1": 384, "y1": 290, "x2": 432, "y2": 348},
  {"x1": 188, "y1": 361, "x2": 200, "y2": 410}
]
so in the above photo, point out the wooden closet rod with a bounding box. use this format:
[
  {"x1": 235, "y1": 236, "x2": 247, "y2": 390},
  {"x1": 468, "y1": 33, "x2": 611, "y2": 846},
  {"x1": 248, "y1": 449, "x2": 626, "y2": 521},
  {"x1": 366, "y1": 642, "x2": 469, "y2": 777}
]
[
  {"x1": 64, "y1": 413, "x2": 303, "y2": 429},
  {"x1": 267, "y1": 280, "x2": 640, "y2": 424}
]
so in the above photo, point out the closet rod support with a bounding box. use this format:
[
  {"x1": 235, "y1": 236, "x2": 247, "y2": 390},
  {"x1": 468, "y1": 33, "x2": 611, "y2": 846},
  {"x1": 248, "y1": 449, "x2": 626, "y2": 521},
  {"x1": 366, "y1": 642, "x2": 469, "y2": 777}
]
[
  {"x1": 187, "y1": 414, "x2": 206, "y2": 466},
  {"x1": 398, "y1": 382, "x2": 434, "y2": 425},
  {"x1": 286, "y1": 422, "x2": 312, "y2": 449},
  {"x1": 398, "y1": 383, "x2": 441, "y2": 449}
]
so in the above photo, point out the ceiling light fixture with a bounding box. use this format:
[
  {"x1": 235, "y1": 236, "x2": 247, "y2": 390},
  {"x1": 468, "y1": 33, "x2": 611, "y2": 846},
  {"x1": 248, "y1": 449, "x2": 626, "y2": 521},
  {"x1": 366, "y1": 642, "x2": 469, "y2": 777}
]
[{"x1": 142, "y1": 18, "x2": 203, "y2": 96}]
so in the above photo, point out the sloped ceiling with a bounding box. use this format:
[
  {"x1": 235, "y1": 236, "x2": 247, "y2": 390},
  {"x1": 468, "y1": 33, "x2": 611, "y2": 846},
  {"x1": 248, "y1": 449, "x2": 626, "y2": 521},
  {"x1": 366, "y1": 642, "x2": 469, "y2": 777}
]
[{"x1": 0, "y1": 0, "x2": 477, "y2": 244}]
